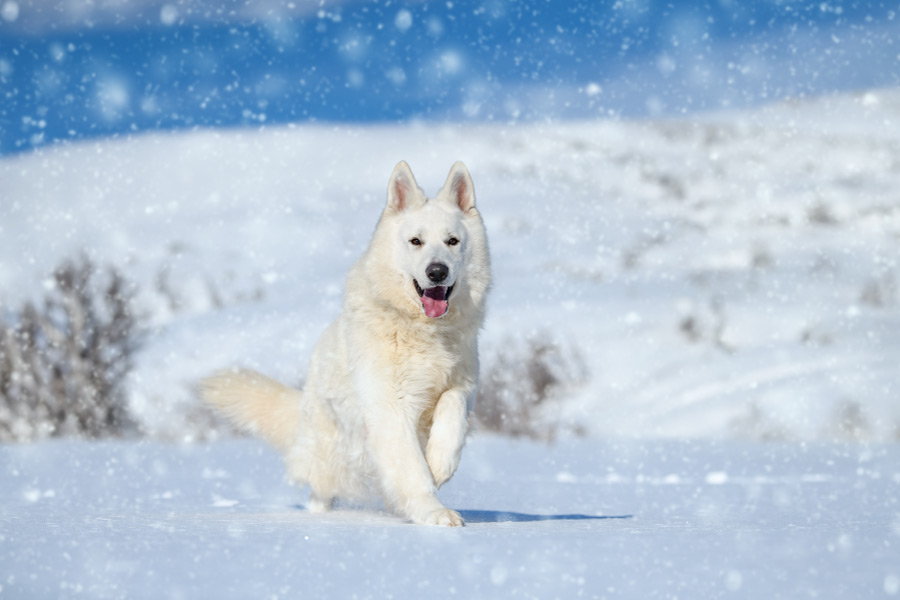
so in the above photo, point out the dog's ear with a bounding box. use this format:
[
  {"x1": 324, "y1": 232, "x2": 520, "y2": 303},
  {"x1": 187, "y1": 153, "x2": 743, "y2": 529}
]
[
  {"x1": 386, "y1": 161, "x2": 423, "y2": 213},
  {"x1": 440, "y1": 161, "x2": 476, "y2": 213}
]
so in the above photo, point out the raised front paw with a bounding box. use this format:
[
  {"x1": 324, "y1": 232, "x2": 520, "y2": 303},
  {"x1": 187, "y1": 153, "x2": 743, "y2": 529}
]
[{"x1": 426, "y1": 444, "x2": 460, "y2": 489}]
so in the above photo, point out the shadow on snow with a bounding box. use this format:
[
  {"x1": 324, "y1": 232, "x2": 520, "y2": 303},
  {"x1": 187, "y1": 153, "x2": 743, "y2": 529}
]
[
  {"x1": 291, "y1": 505, "x2": 633, "y2": 524},
  {"x1": 458, "y1": 510, "x2": 633, "y2": 524}
]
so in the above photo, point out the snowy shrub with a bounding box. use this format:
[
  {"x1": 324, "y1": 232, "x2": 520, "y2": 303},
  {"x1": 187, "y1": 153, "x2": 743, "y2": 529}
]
[
  {"x1": 475, "y1": 334, "x2": 588, "y2": 441},
  {"x1": 750, "y1": 243, "x2": 774, "y2": 270},
  {"x1": 730, "y1": 402, "x2": 792, "y2": 442},
  {"x1": 0, "y1": 257, "x2": 141, "y2": 442},
  {"x1": 173, "y1": 398, "x2": 245, "y2": 443},
  {"x1": 859, "y1": 271, "x2": 897, "y2": 308},
  {"x1": 677, "y1": 296, "x2": 733, "y2": 352},
  {"x1": 832, "y1": 400, "x2": 871, "y2": 442},
  {"x1": 806, "y1": 201, "x2": 839, "y2": 226}
]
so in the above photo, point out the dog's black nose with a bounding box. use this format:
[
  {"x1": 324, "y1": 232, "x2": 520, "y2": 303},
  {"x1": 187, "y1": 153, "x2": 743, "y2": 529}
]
[{"x1": 426, "y1": 263, "x2": 449, "y2": 283}]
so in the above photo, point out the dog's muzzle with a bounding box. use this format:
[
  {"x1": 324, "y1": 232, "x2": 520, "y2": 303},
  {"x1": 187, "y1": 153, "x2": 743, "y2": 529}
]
[{"x1": 413, "y1": 279, "x2": 454, "y2": 318}]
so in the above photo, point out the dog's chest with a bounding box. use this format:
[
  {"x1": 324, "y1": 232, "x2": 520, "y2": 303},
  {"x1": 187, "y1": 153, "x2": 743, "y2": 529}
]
[{"x1": 390, "y1": 328, "x2": 463, "y2": 397}]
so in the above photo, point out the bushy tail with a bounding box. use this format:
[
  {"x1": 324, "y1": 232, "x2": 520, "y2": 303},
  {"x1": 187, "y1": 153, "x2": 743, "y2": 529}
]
[{"x1": 200, "y1": 368, "x2": 302, "y2": 453}]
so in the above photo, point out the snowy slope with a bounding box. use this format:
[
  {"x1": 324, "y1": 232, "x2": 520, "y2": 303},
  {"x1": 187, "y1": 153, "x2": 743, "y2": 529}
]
[
  {"x1": 1, "y1": 438, "x2": 899, "y2": 598},
  {"x1": 1, "y1": 89, "x2": 900, "y2": 441}
]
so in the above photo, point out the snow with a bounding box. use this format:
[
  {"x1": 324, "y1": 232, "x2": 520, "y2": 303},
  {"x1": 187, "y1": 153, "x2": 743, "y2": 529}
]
[
  {"x1": 2, "y1": 2, "x2": 898, "y2": 593},
  {"x1": 2, "y1": 88, "x2": 899, "y2": 442},
  {"x1": 1, "y1": 437, "x2": 898, "y2": 598}
]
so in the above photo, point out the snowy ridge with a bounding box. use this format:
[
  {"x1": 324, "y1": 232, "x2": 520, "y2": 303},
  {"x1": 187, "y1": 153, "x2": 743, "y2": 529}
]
[{"x1": 1, "y1": 89, "x2": 899, "y2": 441}]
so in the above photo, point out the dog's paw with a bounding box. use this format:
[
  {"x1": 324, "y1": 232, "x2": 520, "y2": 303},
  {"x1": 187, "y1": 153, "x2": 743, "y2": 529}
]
[
  {"x1": 426, "y1": 446, "x2": 460, "y2": 489},
  {"x1": 419, "y1": 508, "x2": 465, "y2": 527},
  {"x1": 307, "y1": 494, "x2": 334, "y2": 513}
]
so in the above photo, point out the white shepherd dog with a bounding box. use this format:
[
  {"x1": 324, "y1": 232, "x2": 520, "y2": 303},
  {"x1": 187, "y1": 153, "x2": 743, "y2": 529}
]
[{"x1": 202, "y1": 161, "x2": 491, "y2": 526}]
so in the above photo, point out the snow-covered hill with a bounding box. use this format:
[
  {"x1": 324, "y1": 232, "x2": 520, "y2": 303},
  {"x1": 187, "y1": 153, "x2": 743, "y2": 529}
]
[{"x1": 1, "y1": 89, "x2": 899, "y2": 441}]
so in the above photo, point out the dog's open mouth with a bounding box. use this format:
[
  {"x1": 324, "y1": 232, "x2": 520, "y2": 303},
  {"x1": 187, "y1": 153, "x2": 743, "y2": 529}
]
[{"x1": 413, "y1": 280, "x2": 454, "y2": 318}]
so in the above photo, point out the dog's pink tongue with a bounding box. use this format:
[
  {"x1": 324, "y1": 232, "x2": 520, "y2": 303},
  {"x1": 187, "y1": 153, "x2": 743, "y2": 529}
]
[{"x1": 422, "y1": 287, "x2": 448, "y2": 318}]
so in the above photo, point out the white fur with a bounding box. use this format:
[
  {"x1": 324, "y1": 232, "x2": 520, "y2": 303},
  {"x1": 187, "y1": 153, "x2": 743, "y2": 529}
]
[{"x1": 201, "y1": 161, "x2": 491, "y2": 527}]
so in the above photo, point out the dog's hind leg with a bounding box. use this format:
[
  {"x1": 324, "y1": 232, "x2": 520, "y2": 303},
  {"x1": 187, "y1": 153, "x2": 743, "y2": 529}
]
[
  {"x1": 307, "y1": 491, "x2": 334, "y2": 513},
  {"x1": 284, "y1": 407, "x2": 345, "y2": 514}
]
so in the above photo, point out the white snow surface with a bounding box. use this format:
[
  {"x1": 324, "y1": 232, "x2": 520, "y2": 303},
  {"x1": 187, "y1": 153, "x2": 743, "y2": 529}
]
[
  {"x1": 2, "y1": 95, "x2": 900, "y2": 597},
  {"x1": 1, "y1": 437, "x2": 898, "y2": 598},
  {"x1": 1, "y1": 89, "x2": 900, "y2": 441}
]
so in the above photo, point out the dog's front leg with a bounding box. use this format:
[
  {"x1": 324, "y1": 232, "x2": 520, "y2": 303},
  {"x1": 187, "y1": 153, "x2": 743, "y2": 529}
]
[
  {"x1": 366, "y1": 400, "x2": 464, "y2": 527},
  {"x1": 426, "y1": 388, "x2": 470, "y2": 488}
]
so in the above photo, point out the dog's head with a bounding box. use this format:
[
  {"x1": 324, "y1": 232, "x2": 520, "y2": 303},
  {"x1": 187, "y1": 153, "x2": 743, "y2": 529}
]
[{"x1": 382, "y1": 161, "x2": 483, "y2": 319}]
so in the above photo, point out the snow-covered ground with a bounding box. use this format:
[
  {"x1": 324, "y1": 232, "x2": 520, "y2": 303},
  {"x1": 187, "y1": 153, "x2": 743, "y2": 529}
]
[
  {"x1": 2, "y1": 90, "x2": 899, "y2": 598},
  {"x1": 2, "y1": 88, "x2": 899, "y2": 441},
  {"x1": 1, "y1": 437, "x2": 899, "y2": 598}
]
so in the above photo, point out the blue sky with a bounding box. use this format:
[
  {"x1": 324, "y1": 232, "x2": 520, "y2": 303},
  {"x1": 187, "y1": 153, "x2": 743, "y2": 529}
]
[{"x1": 1, "y1": 0, "x2": 898, "y2": 155}]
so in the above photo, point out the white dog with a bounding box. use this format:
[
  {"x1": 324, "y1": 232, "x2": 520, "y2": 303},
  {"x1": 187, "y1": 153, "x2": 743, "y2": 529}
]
[{"x1": 202, "y1": 161, "x2": 491, "y2": 526}]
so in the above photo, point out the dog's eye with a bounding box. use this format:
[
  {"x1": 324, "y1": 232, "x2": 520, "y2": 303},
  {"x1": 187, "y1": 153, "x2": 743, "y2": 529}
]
[
  {"x1": 447, "y1": 237, "x2": 459, "y2": 246},
  {"x1": 410, "y1": 238, "x2": 422, "y2": 246}
]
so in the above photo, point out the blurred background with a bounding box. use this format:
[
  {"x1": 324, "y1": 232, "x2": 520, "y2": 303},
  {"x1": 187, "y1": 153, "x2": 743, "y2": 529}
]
[
  {"x1": 1, "y1": 0, "x2": 899, "y2": 443},
  {"x1": 3, "y1": 0, "x2": 899, "y2": 154}
]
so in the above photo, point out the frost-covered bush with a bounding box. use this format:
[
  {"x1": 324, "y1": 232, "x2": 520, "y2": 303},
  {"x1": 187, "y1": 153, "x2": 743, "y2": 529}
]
[
  {"x1": 859, "y1": 271, "x2": 897, "y2": 308},
  {"x1": 0, "y1": 257, "x2": 141, "y2": 442},
  {"x1": 475, "y1": 335, "x2": 588, "y2": 441},
  {"x1": 677, "y1": 295, "x2": 733, "y2": 353}
]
